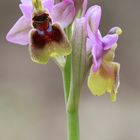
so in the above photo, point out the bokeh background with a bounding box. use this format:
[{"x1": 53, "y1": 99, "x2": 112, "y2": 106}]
[{"x1": 0, "y1": 0, "x2": 140, "y2": 140}]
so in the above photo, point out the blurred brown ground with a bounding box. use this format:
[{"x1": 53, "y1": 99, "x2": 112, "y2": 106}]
[{"x1": 0, "y1": 0, "x2": 140, "y2": 140}]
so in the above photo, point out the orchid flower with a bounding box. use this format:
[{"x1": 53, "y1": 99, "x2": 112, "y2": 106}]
[
  {"x1": 7, "y1": 0, "x2": 75, "y2": 63},
  {"x1": 85, "y1": 5, "x2": 122, "y2": 101},
  {"x1": 6, "y1": 1, "x2": 122, "y2": 140}
]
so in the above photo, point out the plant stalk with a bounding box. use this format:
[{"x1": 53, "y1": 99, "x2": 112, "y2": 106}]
[
  {"x1": 62, "y1": 69, "x2": 80, "y2": 140},
  {"x1": 66, "y1": 110, "x2": 80, "y2": 140}
]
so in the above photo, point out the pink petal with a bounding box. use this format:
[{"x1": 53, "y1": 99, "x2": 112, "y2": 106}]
[
  {"x1": 85, "y1": 5, "x2": 102, "y2": 41},
  {"x1": 20, "y1": 0, "x2": 32, "y2": 4},
  {"x1": 19, "y1": 4, "x2": 33, "y2": 19},
  {"x1": 6, "y1": 16, "x2": 32, "y2": 45},
  {"x1": 102, "y1": 34, "x2": 119, "y2": 50},
  {"x1": 82, "y1": 0, "x2": 87, "y2": 16},
  {"x1": 91, "y1": 45, "x2": 102, "y2": 72},
  {"x1": 50, "y1": 0, "x2": 75, "y2": 28},
  {"x1": 86, "y1": 38, "x2": 92, "y2": 52},
  {"x1": 86, "y1": 37, "x2": 103, "y2": 72},
  {"x1": 20, "y1": 0, "x2": 54, "y2": 19},
  {"x1": 43, "y1": 0, "x2": 54, "y2": 13}
]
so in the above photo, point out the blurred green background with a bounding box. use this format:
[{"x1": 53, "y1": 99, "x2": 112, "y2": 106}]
[{"x1": 0, "y1": 0, "x2": 140, "y2": 140}]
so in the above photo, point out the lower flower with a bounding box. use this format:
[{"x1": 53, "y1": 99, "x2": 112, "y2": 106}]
[{"x1": 6, "y1": 0, "x2": 74, "y2": 64}]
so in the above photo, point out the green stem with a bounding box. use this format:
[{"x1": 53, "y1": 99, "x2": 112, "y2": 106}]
[
  {"x1": 63, "y1": 24, "x2": 80, "y2": 140},
  {"x1": 62, "y1": 68, "x2": 80, "y2": 140},
  {"x1": 62, "y1": 55, "x2": 71, "y2": 102},
  {"x1": 66, "y1": 86, "x2": 80, "y2": 140},
  {"x1": 67, "y1": 110, "x2": 79, "y2": 140},
  {"x1": 63, "y1": 73, "x2": 81, "y2": 140}
]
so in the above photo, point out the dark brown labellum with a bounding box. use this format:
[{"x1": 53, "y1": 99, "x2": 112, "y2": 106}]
[
  {"x1": 32, "y1": 13, "x2": 52, "y2": 31},
  {"x1": 31, "y1": 25, "x2": 63, "y2": 49},
  {"x1": 31, "y1": 12, "x2": 63, "y2": 49}
]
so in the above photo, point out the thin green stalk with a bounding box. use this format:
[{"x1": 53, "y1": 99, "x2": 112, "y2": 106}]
[
  {"x1": 67, "y1": 110, "x2": 80, "y2": 140},
  {"x1": 62, "y1": 55, "x2": 81, "y2": 140},
  {"x1": 63, "y1": 24, "x2": 73, "y2": 102},
  {"x1": 63, "y1": 71, "x2": 80, "y2": 140},
  {"x1": 62, "y1": 24, "x2": 80, "y2": 140},
  {"x1": 62, "y1": 55, "x2": 71, "y2": 102}
]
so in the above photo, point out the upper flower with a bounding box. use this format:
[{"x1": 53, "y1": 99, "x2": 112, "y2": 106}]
[
  {"x1": 6, "y1": 0, "x2": 76, "y2": 64},
  {"x1": 6, "y1": 0, "x2": 75, "y2": 45}
]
